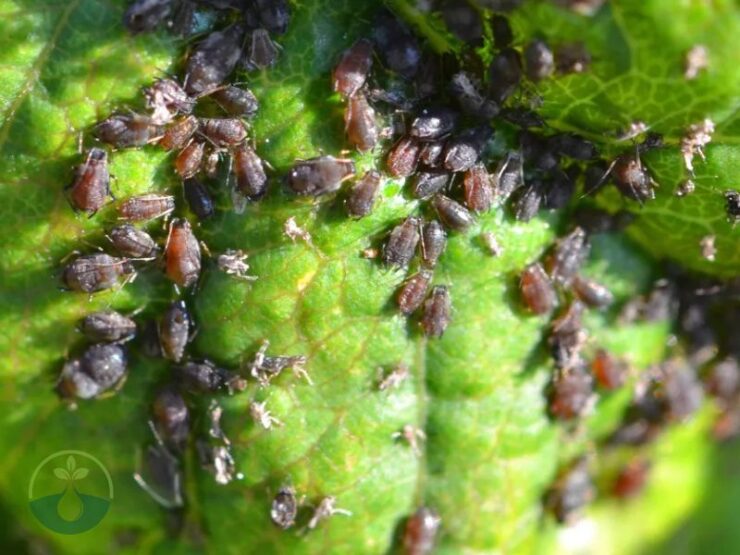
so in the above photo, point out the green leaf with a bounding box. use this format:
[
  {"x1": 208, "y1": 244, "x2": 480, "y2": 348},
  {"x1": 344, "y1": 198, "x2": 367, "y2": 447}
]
[
  {"x1": 53, "y1": 468, "x2": 70, "y2": 481},
  {"x1": 0, "y1": 0, "x2": 735, "y2": 554},
  {"x1": 72, "y1": 468, "x2": 89, "y2": 481}
]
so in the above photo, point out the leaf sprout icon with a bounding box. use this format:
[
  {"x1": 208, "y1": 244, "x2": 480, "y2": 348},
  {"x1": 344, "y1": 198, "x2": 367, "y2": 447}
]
[{"x1": 53, "y1": 456, "x2": 88, "y2": 521}]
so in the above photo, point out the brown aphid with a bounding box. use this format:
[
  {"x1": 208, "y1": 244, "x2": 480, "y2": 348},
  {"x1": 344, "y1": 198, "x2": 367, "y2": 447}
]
[
  {"x1": 520, "y1": 262, "x2": 556, "y2": 315},
  {"x1": 549, "y1": 365, "x2": 594, "y2": 420},
  {"x1": 286, "y1": 156, "x2": 355, "y2": 196},
  {"x1": 610, "y1": 152, "x2": 656, "y2": 202},
  {"x1": 572, "y1": 275, "x2": 614, "y2": 308},
  {"x1": 383, "y1": 217, "x2": 421, "y2": 268},
  {"x1": 233, "y1": 143, "x2": 268, "y2": 200},
  {"x1": 333, "y1": 38, "x2": 374, "y2": 97},
  {"x1": 184, "y1": 23, "x2": 245, "y2": 95},
  {"x1": 432, "y1": 194, "x2": 474, "y2": 231},
  {"x1": 420, "y1": 220, "x2": 446, "y2": 268},
  {"x1": 546, "y1": 227, "x2": 590, "y2": 286},
  {"x1": 591, "y1": 349, "x2": 627, "y2": 390},
  {"x1": 549, "y1": 301, "x2": 588, "y2": 370},
  {"x1": 165, "y1": 218, "x2": 202, "y2": 288},
  {"x1": 152, "y1": 386, "x2": 189, "y2": 452},
  {"x1": 80, "y1": 310, "x2": 137, "y2": 343},
  {"x1": 346, "y1": 170, "x2": 381, "y2": 218},
  {"x1": 56, "y1": 343, "x2": 128, "y2": 400},
  {"x1": 387, "y1": 135, "x2": 421, "y2": 178},
  {"x1": 144, "y1": 78, "x2": 195, "y2": 124},
  {"x1": 67, "y1": 148, "x2": 111, "y2": 214},
  {"x1": 117, "y1": 194, "x2": 175, "y2": 221},
  {"x1": 345, "y1": 92, "x2": 378, "y2": 152},
  {"x1": 410, "y1": 170, "x2": 449, "y2": 199},
  {"x1": 108, "y1": 224, "x2": 158, "y2": 258},
  {"x1": 200, "y1": 118, "x2": 248, "y2": 147},
  {"x1": 421, "y1": 285, "x2": 451, "y2": 338},
  {"x1": 463, "y1": 163, "x2": 494, "y2": 213},
  {"x1": 175, "y1": 140, "x2": 206, "y2": 179},
  {"x1": 545, "y1": 458, "x2": 594, "y2": 523},
  {"x1": 246, "y1": 28, "x2": 281, "y2": 70},
  {"x1": 174, "y1": 359, "x2": 247, "y2": 394},
  {"x1": 402, "y1": 507, "x2": 441, "y2": 555},
  {"x1": 62, "y1": 254, "x2": 134, "y2": 293},
  {"x1": 397, "y1": 269, "x2": 433, "y2": 315},
  {"x1": 95, "y1": 113, "x2": 162, "y2": 148},
  {"x1": 612, "y1": 459, "x2": 651, "y2": 499},
  {"x1": 159, "y1": 115, "x2": 199, "y2": 151},
  {"x1": 159, "y1": 301, "x2": 191, "y2": 363},
  {"x1": 271, "y1": 487, "x2": 298, "y2": 529},
  {"x1": 210, "y1": 85, "x2": 259, "y2": 117}
]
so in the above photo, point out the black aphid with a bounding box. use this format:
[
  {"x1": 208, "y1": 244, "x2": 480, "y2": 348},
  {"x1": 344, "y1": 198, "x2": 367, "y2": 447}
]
[
  {"x1": 488, "y1": 48, "x2": 522, "y2": 103},
  {"x1": 184, "y1": 23, "x2": 245, "y2": 95},
  {"x1": 160, "y1": 115, "x2": 199, "y2": 151},
  {"x1": 572, "y1": 275, "x2": 614, "y2": 308},
  {"x1": 546, "y1": 227, "x2": 590, "y2": 285},
  {"x1": 246, "y1": 28, "x2": 281, "y2": 70},
  {"x1": 183, "y1": 178, "x2": 215, "y2": 220},
  {"x1": 144, "y1": 78, "x2": 195, "y2": 125},
  {"x1": 200, "y1": 118, "x2": 248, "y2": 147},
  {"x1": 95, "y1": 113, "x2": 161, "y2": 148},
  {"x1": 165, "y1": 218, "x2": 202, "y2": 288},
  {"x1": 463, "y1": 163, "x2": 494, "y2": 213},
  {"x1": 175, "y1": 140, "x2": 205, "y2": 179},
  {"x1": 512, "y1": 180, "x2": 545, "y2": 222},
  {"x1": 123, "y1": 0, "x2": 172, "y2": 35},
  {"x1": 443, "y1": 125, "x2": 493, "y2": 172},
  {"x1": 80, "y1": 310, "x2": 137, "y2": 343},
  {"x1": 491, "y1": 14, "x2": 513, "y2": 49},
  {"x1": 724, "y1": 190, "x2": 740, "y2": 222},
  {"x1": 432, "y1": 195, "x2": 474, "y2": 231},
  {"x1": 384, "y1": 217, "x2": 421, "y2": 268},
  {"x1": 134, "y1": 442, "x2": 184, "y2": 509},
  {"x1": 410, "y1": 107, "x2": 458, "y2": 141},
  {"x1": 549, "y1": 365, "x2": 594, "y2": 420},
  {"x1": 371, "y1": 10, "x2": 422, "y2": 79},
  {"x1": 440, "y1": 0, "x2": 483, "y2": 43},
  {"x1": 118, "y1": 193, "x2": 176, "y2": 221},
  {"x1": 56, "y1": 343, "x2": 127, "y2": 399},
  {"x1": 253, "y1": 0, "x2": 291, "y2": 35},
  {"x1": 449, "y1": 72, "x2": 499, "y2": 119},
  {"x1": 419, "y1": 141, "x2": 445, "y2": 168},
  {"x1": 174, "y1": 360, "x2": 247, "y2": 394},
  {"x1": 524, "y1": 39, "x2": 555, "y2": 81},
  {"x1": 520, "y1": 262, "x2": 556, "y2": 314},
  {"x1": 549, "y1": 133, "x2": 597, "y2": 160},
  {"x1": 555, "y1": 42, "x2": 591, "y2": 74},
  {"x1": 152, "y1": 386, "x2": 189, "y2": 452},
  {"x1": 421, "y1": 286, "x2": 451, "y2": 338},
  {"x1": 286, "y1": 156, "x2": 355, "y2": 196},
  {"x1": 271, "y1": 487, "x2": 298, "y2": 529},
  {"x1": 387, "y1": 135, "x2": 421, "y2": 178},
  {"x1": 410, "y1": 170, "x2": 450, "y2": 199},
  {"x1": 494, "y1": 151, "x2": 524, "y2": 201},
  {"x1": 345, "y1": 92, "x2": 378, "y2": 152}
]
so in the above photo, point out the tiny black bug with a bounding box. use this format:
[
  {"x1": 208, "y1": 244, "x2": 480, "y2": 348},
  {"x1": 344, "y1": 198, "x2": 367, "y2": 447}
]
[
  {"x1": 56, "y1": 343, "x2": 128, "y2": 400},
  {"x1": 344, "y1": 92, "x2": 378, "y2": 152},
  {"x1": 175, "y1": 140, "x2": 205, "y2": 179},
  {"x1": 246, "y1": 28, "x2": 281, "y2": 70},
  {"x1": 174, "y1": 360, "x2": 247, "y2": 394},
  {"x1": 184, "y1": 178, "x2": 215, "y2": 220},
  {"x1": 463, "y1": 163, "x2": 494, "y2": 213},
  {"x1": 152, "y1": 386, "x2": 190, "y2": 452},
  {"x1": 159, "y1": 115, "x2": 199, "y2": 151},
  {"x1": 233, "y1": 143, "x2": 268, "y2": 200},
  {"x1": 387, "y1": 136, "x2": 421, "y2": 178},
  {"x1": 524, "y1": 39, "x2": 554, "y2": 81},
  {"x1": 271, "y1": 487, "x2": 298, "y2": 529},
  {"x1": 95, "y1": 113, "x2": 162, "y2": 148},
  {"x1": 410, "y1": 170, "x2": 450, "y2": 199},
  {"x1": 410, "y1": 107, "x2": 459, "y2": 141},
  {"x1": 211, "y1": 86, "x2": 259, "y2": 117},
  {"x1": 144, "y1": 78, "x2": 195, "y2": 125},
  {"x1": 443, "y1": 125, "x2": 493, "y2": 173},
  {"x1": 184, "y1": 23, "x2": 245, "y2": 95},
  {"x1": 488, "y1": 48, "x2": 522, "y2": 103},
  {"x1": 286, "y1": 156, "x2": 355, "y2": 196}
]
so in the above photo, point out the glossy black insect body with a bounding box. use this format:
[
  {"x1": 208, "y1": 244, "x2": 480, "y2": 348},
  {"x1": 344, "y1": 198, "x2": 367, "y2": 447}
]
[
  {"x1": 184, "y1": 178, "x2": 215, "y2": 220},
  {"x1": 174, "y1": 360, "x2": 246, "y2": 394},
  {"x1": 421, "y1": 286, "x2": 451, "y2": 338},
  {"x1": 397, "y1": 269, "x2": 433, "y2": 315},
  {"x1": 611, "y1": 153, "x2": 656, "y2": 202},
  {"x1": 56, "y1": 343, "x2": 127, "y2": 399},
  {"x1": 488, "y1": 48, "x2": 522, "y2": 103},
  {"x1": 271, "y1": 487, "x2": 298, "y2": 529},
  {"x1": 420, "y1": 220, "x2": 446, "y2": 268},
  {"x1": 443, "y1": 125, "x2": 493, "y2": 172},
  {"x1": 403, "y1": 507, "x2": 441, "y2": 555},
  {"x1": 371, "y1": 11, "x2": 422, "y2": 79},
  {"x1": 520, "y1": 262, "x2": 556, "y2": 314},
  {"x1": 185, "y1": 23, "x2": 245, "y2": 95},
  {"x1": 524, "y1": 39, "x2": 554, "y2": 81},
  {"x1": 165, "y1": 219, "x2": 201, "y2": 288},
  {"x1": 384, "y1": 217, "x2": 421, "y2": 268},
  {"x1": 159, "y1": 301, "x2": 191, "y2": 363},
  {"x1": 411, "y1": 170, "x2": 449, "y2": 199},
  {"x1": 333, "y1": 38, "x2": 374, "y2": 97},
  {"x1": 211, "y1": 86, "x2": 259, "y2": 117},
  {"x1": 62, "y1": 254, "x2": 134, "y2": 293},
  {"x1": 418, "y1": 141, "x2": 445, "y2": 168},
  {"x1": 80, "y1": 310, "x2": 136, "y2": 343},
  {"x1": 345, "y1": 92, "x2": 378, "y2": 152},
  {"x1": 432, "y1": 195, "x2": 474, "y2": 231},
  {"x1": 449, "y1": 72, "x2": 499, "y2": 119},
  {"x1": 118, "y1": 194, "x2": 175, "y2": 221},
  {"x1": 346, "y1": 170, "x2": 381, "y2": 218},
  {"x1": 233, "y1": 143, "x2": 268, "y2": 200},
  {"x1": 286, "y1": 156, "x2": 355, "y2": 196},
  {"x1": 95, "y1": 113, "x2": 161, "y2": 148},
  {"x1": 68, "y1": 148, "x2": 111, "y2": 215},
  {"x1": 724, "y1": 190, "x2": 740, "y2": 222},
  {"x1": 410, "y1": 107, "x2": 458, "y2": 141},
  {"x1": 550, "y1": 133, "x2": 597, "y2": 160}
]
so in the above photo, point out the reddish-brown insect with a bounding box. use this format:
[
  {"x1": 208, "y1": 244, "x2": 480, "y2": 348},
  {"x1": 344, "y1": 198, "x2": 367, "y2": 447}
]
[
  {"x1": 572, "y1": 275, "x2": 614, "y2": 308},
  {"x1": 463, "y1": 163, "x2": 494, "y2": 213},
  {"x1": 233, "y1": 143, "x2": 268, "y2": 200},
  {"x1": 612, "y1": 459, "x2": 651, "y2": 499},
  {"x1": 165, "y1": 218, "x2": 202, "y2": 288},
  {"x1": 152, "y1": 386, "x2": 190, "y2": 452},
  {"x1": 286, "y1": 156, "x2": 355, "y2": 196},
  {"x1": 397, "y1": 269, "x2": 433, "y2": 315},
  {"x1": 67, "y1": 148, "x2": 111, "y2": 215},
  {"x1": 333, "y1": 38, "x2": 374, "y2": 97},
  {"x1": 95, "y1": 113, "x2": 162, "y2": 148},
  {"x1": 387, "y1": 135, "x2": 421, "y2": 178},
  {"x1": 546, "y1": 227, "x2": 590, "y2": 286},
  {"x1": 549, "y1": 366, "x2": 594, "y2": 420},
  {"x1": 62, "y1": 254, "x2": 134, "y2": 293},
  {"x1": 211, "y1": 85, "x2": 259, "y2": 117},
  {"x1": 117, "y1": 193, "x2": 175, "y2": 221},
  {"x1": 159, "y1": 115, "x2": 199, "y2": 150},
  {"x1": 420, "y1": 220, "x2": 446, "y2": 268},
  {"x1": 421, "y1": 285, "x2": 451, "y2": 337},
  {"x1": 402, "y1": 507, "x2": 441, "y2": 555},
  {"x1": 591, "y1": 349, "x2": 627, "y2": 390},
  {"x1": 175, "y1": 140, "x2": 206, "y2": 179},
  {"x1": 200, "y1": 118, "x2": 248, "y2": 146},
  {"x1": 108, "y1": 224, "x2": 158, "y2": 258},
  {"x1": 520, "y1": 262, "x2": 556, "y2": 314},
  {"x1": 432, "y1": 194, "x2": 474, "y2": 231},
  {"x1": 346, "y1": 170, "x2": 381, "y2": 218},
  {"x1": 384, "y1": 217, "x2": 421, "y2": 268},
  {"x1": 345, "y1": 92, "x2": 378, "y2": 152},
  {"x1": 159, "y1": 300, "x2": 191, "y2": 362}
]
